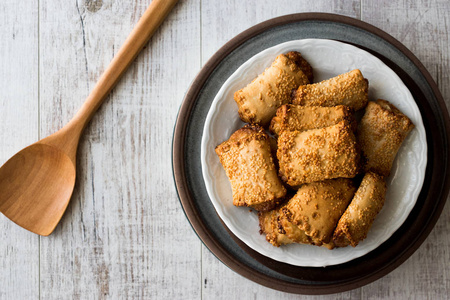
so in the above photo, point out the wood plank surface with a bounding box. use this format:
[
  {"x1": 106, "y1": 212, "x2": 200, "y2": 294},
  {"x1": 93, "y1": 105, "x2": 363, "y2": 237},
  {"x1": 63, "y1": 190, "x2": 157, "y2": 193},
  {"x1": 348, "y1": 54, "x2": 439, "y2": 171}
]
[
  {"x1": 0, "y1": 0, "x2": 449, "y2": 299},
  {"x1": 37, "y1": 0, "x2": 201, "y2": 299},
  {"x1": 201, "y1": 0, "x2": 361, "y2": 63},
  {"x1": 0, "y1": 1, "x2": 40, "y2": 299}
]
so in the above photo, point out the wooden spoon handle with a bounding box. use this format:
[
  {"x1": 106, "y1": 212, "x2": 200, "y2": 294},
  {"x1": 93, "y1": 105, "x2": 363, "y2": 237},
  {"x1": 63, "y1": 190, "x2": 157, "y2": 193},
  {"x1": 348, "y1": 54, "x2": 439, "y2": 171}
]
[{"x1": 69, "y1": 0, "x2": 178, "y2": 132}]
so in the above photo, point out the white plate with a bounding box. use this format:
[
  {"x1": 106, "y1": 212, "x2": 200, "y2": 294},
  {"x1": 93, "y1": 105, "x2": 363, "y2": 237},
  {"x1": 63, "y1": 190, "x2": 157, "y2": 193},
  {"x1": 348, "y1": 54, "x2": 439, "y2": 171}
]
[{"x1": 200, "y1": 39, "x2": 427, "y2": 267}]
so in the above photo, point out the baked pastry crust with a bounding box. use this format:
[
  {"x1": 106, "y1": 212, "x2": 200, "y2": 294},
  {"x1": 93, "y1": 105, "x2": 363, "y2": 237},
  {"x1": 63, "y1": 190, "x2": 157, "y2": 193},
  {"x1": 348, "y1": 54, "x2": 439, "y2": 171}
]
[
  {"x1": 280, "y1": 178, "x2": 356, "y2": 244},
  {"x1": 277, "y1": 209, "x2": 313, "y2": 245},
  {"x1": 284, "y1": 51, "x2": 314, "y2": 83},
  {"x1": 215, "y1": 124, "x2": 286, "y2": 211},
  {"x1": 292, "y1": 69, "x2": 368, "y2": 111},
  {"x1": 357, "y1": 99, "x2": 415, "y2": 176},
  {"x1": 333, "y1": 172, "x2": 387, "y2": 247},
  {"x1": 258, "y1": 209, "x2": 294, "y2": 247},
  {"x1": 277, "y1": 122, "x2": 360, "y2": 187},
  {"x1": 234, "y1": 52, "x2": 310, "y2": 126},
  {"x1": 270, "y1": 104, "x2": 356, "y2": 136}
]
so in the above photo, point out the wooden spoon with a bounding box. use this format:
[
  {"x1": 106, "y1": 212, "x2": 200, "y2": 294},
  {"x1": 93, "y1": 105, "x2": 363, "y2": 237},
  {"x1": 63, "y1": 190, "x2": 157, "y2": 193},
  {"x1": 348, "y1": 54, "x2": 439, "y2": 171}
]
[{"x1": 0, "y1": 0, "x2": 178, "y2": 236}]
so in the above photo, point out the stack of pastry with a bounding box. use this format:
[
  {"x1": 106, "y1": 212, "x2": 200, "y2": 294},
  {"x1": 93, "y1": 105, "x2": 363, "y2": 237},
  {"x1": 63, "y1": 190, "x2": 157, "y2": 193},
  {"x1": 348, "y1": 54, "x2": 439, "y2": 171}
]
[{"x1": 215, "y1": 51, "x2": 415, "y2": 250}]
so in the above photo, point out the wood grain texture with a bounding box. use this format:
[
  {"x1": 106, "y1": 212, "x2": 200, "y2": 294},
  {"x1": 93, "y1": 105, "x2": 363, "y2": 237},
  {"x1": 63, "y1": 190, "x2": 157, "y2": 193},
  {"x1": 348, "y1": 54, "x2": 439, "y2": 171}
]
[
  {"x1": 0, "y1": 0, "x2": 449, "y2": 299},
  {"x1": 0, "y1": 0, "x2": 179, "y2": 238},
  {"x1": 38, "y1": 0, "x2": 201, "y2": 299},
  {"x1": 0, "y1": 1, "x2": 40, "y2": 299},
  {"x1": 201, "y1": 0, "x2": 361, "y2": 63}
]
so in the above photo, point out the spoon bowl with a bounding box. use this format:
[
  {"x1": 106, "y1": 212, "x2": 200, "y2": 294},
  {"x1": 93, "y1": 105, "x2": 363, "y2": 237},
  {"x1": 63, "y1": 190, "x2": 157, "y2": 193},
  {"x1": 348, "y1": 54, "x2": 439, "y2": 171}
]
[{"x1": 0, "y1": 143, "x2": 76, "y2": 235}]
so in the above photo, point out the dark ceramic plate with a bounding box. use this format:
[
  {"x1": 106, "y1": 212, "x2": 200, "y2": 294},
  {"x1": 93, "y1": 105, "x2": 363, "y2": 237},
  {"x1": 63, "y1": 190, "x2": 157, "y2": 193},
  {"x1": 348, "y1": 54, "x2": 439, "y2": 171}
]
[{"x1": 172, "y1": 13, "x2": 450, "y2": 294}]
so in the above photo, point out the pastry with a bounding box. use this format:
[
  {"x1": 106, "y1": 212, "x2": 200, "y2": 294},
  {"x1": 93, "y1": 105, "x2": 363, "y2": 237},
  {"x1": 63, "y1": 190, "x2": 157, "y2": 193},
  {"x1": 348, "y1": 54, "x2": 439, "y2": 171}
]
[{"x1": 215, "y1": 124, "x2": 286, "y2": 211}]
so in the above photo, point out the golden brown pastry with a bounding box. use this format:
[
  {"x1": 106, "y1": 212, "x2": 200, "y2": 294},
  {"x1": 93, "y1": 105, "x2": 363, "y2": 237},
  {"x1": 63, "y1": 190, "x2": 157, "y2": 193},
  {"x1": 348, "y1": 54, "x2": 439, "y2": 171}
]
[
  {"x1": 234, "y1": 52, "x2": 310, "y2": 126},
  {"x1": 357, "y1": 99, "x2": 415, "y2": 177},
  {"x1": 321, "y1": 241, "x2": 336, "y2": 250},
  {"x1": 258, "y1": 209, "x2": 294, "y2": 247},
  {"x1": 215, "y1": 124, "x2": 286, "y2": 211},
  {"x1": 277, "y1": 121, "x2": 360, "y2": 187},
  {"x1": 333, "y1": 172, "x2": 387, "y2": 247},
  {"x1": 259, "y1": 204, "x2": 335, "y2": 249},
  {"x1": 277, "y1": 209, "x2": 312, "y2": 244},
  {"x1": 292, "y1": 69, "x2": 368, "y2": 111},
  {"x1": 280, "y1": 178, "x2": 356, "y2": 244},
  {"x1": 269, "y1": 104, "x2": 356, "y2": 136},
  {"x1": 284, "y1": 51, "x2": 314, "y2": 83}
]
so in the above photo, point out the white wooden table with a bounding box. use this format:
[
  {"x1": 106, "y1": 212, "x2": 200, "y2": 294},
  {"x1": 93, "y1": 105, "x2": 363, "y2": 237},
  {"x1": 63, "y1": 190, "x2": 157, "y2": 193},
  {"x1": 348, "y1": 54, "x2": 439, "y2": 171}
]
[{"x1": 1, "y1": 1, "x2": 449, "y2": 299}]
